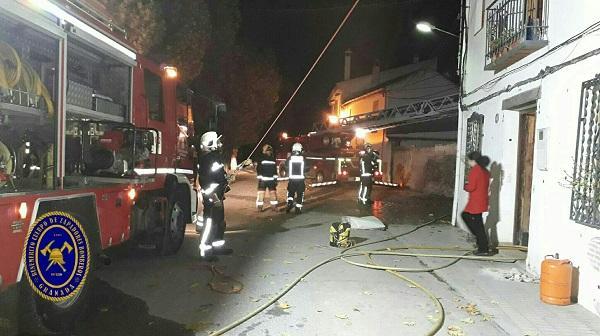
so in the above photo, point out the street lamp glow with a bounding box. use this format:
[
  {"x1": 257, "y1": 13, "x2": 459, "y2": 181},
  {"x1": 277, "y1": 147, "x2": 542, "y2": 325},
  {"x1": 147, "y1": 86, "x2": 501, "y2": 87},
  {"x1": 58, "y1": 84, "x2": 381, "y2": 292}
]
[
  {"x1": 355, "y1": 128, "x2": 368, "y2": 139},
  {"x1": 328, "y1": 115, "x2": 339, "y2": 124},
  {"x1": 415, "y1": 21, "x2": 458, "y2": 38},
  {"x1": 281, "y1": 132, "x2": 289, "y2": 140},
  {"x1": 416, "y1": 22, "x2": 433, "y2": 33}
]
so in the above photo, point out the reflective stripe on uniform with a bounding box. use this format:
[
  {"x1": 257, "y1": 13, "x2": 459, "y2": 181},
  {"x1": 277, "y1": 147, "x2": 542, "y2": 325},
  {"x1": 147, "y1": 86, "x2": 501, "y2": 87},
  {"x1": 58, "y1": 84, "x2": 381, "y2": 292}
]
[
  {"x1": 202, "y1": 183, "x2": 219, "y2": 195},
  {"x1": 212, "y1": 240, "x2": 225, "y2": 247},
  {"x1": 211, "y1": 162, "x2": 224, "y2": 172},
  {"x1": 199, "y1": 218, "x2": 213, "y2": 257},
  {"x1": 288, "y1": 155, "x2": 305, "y2": 179}
]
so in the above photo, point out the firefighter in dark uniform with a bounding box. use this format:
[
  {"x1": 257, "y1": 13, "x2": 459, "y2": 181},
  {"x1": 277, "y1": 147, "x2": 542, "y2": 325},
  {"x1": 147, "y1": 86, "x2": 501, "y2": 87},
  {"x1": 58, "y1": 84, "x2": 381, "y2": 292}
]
[
  {"x1": 197, "y1": 131, "x2": 231, "y2": 259},
  {"x1": 285, "y1": 142, "x2": 307, "y2": 214},
  {"x1": 358, "y1": 143, "x2": 378, "y2": 206},
  {"x1": 256, "y1": 144, "x2": 278, "y2": 211}
]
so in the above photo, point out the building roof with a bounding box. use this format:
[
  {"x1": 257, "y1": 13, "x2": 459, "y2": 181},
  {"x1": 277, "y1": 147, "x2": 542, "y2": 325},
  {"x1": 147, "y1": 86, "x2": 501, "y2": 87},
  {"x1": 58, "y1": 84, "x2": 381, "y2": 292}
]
[{"x1": 329, "y1": 59, "x2": 438, "y2": 104}]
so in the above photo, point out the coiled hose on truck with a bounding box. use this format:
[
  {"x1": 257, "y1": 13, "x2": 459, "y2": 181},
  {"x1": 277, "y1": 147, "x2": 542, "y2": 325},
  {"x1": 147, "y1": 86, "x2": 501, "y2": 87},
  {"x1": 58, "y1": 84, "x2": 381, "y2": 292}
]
[
  {"x1": 0, "y1": 41, "x2": 54, "y2": 116},
  {"x1": 208, "y1": 215, "x2": 527, "y2": 335}
]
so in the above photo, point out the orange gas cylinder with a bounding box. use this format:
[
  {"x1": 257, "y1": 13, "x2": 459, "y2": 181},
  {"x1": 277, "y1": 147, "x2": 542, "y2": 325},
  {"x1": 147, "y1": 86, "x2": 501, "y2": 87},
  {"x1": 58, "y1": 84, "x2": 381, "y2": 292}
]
[{"x1": 540, "y1": 254, "x2": 573, "y2": 305}]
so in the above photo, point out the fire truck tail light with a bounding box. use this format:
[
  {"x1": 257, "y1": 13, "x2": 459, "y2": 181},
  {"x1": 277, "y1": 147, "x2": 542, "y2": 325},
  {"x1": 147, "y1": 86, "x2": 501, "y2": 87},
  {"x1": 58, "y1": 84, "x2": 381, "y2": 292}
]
[
  {"x1": 18, "y1": 202, "x2": 28, "y2": 219},
  {"x1": 127, "y1": 188, "x2": 137, "y2": 201}
]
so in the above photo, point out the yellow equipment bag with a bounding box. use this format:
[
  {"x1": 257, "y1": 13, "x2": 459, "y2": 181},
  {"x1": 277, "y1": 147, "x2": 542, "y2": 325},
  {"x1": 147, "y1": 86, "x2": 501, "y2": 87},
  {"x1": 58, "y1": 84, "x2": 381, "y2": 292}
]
[{"x1": 329, "y1": 222, "x2": 351, "y2": 248}]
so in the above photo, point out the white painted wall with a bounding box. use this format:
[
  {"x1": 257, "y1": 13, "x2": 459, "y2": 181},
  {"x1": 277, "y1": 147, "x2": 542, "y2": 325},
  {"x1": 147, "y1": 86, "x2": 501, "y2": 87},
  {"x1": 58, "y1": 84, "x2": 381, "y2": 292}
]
[{"x1": 456, "y1": 0, "x2": 600, "y2": 316}]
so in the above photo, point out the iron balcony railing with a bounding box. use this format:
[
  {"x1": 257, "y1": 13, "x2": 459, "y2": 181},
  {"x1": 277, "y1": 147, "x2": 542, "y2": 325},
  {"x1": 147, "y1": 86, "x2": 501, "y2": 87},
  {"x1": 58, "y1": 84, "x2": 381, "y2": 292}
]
[{"x1": 486, "y1": 0, "x2": 548, "y2": 64}]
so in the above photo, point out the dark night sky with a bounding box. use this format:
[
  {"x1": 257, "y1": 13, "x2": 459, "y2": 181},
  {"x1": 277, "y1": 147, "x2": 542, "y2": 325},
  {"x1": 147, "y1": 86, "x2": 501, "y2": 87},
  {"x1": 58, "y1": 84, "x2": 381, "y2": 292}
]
[{"x1": 239, "y1": 0, "x2": 461, "y2": 136}]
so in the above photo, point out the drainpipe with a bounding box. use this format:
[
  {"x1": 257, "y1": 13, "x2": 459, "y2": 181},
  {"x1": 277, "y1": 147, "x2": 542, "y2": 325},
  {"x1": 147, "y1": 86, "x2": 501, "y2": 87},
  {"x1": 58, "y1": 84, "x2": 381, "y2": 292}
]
[{"x1": 452, "y1": 0, "x2": 469, "y2": 229}]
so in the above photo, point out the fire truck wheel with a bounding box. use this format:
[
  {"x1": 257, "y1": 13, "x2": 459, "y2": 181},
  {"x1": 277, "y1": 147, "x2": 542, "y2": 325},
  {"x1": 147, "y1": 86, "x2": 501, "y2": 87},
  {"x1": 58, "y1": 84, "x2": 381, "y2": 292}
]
[
  {"x1": 18, "y1": 264, "x2": 95, "y2": 334},
  {"x1": 159, "y1": 201, "x2": 185, "y2": 255},
  {"x1": 316, "y1": 171, "x2": 324, "y2": 183}
]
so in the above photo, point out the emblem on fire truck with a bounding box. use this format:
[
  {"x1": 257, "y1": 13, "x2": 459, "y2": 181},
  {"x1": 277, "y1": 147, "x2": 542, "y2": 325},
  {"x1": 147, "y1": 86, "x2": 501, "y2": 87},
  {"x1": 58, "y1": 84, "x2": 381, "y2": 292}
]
[{"x1": 24, "y1": 212, "x2": 90, "y2": 302}]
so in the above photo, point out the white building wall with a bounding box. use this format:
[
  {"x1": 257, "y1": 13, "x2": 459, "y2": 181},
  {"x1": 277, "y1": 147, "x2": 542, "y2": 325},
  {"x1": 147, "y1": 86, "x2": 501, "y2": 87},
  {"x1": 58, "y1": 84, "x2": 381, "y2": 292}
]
[{"x1": 456, "y1": 0, "x2": 600, "y2": 316}]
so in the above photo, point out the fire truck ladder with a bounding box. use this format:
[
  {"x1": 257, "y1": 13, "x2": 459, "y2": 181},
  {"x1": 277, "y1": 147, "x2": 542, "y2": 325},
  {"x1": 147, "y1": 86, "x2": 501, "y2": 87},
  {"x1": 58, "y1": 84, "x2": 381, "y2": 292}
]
[{"x1": 314, "y1": 93, "x2": 459, "y2": 132}]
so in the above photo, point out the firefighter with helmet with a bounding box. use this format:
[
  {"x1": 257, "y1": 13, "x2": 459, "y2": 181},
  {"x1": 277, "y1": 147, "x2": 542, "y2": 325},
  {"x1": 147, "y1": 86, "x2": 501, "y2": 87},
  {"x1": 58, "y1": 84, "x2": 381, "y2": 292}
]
[
  {"x1": 285, "y1": 142, "x2": 308, "y2": 214},
  {"x1": 197, "y1": 131, "x2": 232, "y2": 259},
  {"x1": 358, "y1": 143, "x2": 378, "y2": 206},
  {"x1": 256, "y1": 144, "x2": 279, "y2": 211}
]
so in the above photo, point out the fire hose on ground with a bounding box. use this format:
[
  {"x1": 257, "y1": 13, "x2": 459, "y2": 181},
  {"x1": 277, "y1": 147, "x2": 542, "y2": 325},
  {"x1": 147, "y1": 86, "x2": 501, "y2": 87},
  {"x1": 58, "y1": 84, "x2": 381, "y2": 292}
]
[{"x1": 208, "y1": 215, "x2": 528, "y2": 335}]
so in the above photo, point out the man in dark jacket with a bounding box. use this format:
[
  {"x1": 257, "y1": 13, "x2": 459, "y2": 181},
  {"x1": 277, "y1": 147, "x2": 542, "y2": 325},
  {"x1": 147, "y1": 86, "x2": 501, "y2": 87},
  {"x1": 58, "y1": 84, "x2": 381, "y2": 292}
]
[
  {"x1": 256, "y1": 144, "x2": 278, "y2": 211},
  {"x1": 197, "y1": 131, "x2": 231, "y2": 259}
]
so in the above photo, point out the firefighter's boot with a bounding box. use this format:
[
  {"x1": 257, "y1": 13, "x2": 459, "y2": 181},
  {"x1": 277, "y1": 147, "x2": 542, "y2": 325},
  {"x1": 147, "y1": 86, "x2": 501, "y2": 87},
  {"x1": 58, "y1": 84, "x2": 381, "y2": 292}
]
[
  {"x1": 256, "y1": 191, "x2": 265, "y2": 212},
  {"x1": 269, "y1": 191, "x2": 278, "y2": 211},
  {"x1": 213, "y1": 247, "x2": 233, "y2": 255}
]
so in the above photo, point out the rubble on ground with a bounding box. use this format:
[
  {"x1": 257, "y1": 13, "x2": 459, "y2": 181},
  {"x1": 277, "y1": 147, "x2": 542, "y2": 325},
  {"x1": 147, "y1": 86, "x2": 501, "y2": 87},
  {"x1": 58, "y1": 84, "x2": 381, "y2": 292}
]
[{"x1": 482, "y1": 267, "x2": 539, "y2": 283}]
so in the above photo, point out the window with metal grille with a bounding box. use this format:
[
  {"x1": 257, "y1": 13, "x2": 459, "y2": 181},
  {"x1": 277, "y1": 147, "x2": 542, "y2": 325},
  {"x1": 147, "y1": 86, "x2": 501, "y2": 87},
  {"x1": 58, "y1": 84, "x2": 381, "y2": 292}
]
[
  {"x1": 465, "y1": 112, "x2": 485, "y2": 177},
  {"x1": 570, "y1": 77, "x2": 600, "y2": 228}
]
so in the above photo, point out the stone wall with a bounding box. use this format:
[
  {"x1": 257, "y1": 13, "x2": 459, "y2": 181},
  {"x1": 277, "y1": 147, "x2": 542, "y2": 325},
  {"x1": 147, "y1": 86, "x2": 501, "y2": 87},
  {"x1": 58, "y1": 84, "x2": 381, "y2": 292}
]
[{"x1": 391, "y1": 141, "x2": 456, "y2": 197}]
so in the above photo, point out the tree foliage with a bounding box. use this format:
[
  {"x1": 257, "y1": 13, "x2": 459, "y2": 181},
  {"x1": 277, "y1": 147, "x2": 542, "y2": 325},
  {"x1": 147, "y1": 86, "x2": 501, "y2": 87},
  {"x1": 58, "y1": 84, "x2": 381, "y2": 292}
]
[
  {"x1": 100, "y1": 0, "x2": 210, "y2": 83},
  {"x1": 219, "y1": 48, "x2": 282, "y2": 148},
  {"x1": 99, "y1": 0, "x2": 165, "y2": 55},
  {"x1": 161, "y1": 0, "x2": 211, "y2": 82},
  {"x1": 195, "y1": 1, "x2": 283, "y2": 149}
]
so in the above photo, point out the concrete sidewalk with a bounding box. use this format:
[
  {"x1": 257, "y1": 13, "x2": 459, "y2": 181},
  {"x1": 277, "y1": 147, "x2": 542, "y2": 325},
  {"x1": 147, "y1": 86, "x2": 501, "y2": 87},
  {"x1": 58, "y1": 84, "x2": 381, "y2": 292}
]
[{"x1": 384, "y1": 222, "x2": 600, "y2": 336}]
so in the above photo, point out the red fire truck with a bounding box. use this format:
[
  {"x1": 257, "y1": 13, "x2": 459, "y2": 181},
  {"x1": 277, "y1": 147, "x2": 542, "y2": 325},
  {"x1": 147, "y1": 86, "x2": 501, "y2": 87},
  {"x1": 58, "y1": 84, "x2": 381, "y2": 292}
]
[
  {"x1": 0, "y1": 0, "x2": 198, "y2": 332},
  {"x1": 276, "y1": 131, "x2": 383, "y2": 185}
]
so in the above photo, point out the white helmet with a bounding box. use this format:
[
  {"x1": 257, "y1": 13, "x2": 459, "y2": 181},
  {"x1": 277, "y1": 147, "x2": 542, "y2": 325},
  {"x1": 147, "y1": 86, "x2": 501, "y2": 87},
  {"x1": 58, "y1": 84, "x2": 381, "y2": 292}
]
[
  {"x1": 292, "y1": 142, "x2": 303, "y2": 153},
  {"x1": 200, "y1": 131, "x2": 222, "y2": 152}
]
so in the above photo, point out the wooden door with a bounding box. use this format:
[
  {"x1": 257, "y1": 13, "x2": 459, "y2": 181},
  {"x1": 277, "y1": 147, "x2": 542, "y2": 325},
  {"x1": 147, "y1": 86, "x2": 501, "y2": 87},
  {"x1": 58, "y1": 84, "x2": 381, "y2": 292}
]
[{"x1": 515, "y1": 111, "x2": 536, "y2": 245}]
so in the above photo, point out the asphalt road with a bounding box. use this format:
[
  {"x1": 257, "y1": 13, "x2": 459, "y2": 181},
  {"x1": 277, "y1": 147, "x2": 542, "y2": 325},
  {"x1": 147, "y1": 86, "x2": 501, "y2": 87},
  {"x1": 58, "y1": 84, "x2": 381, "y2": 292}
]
[{"x1": 14, "y1": 172, "x2": 459, "y2": 336}]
